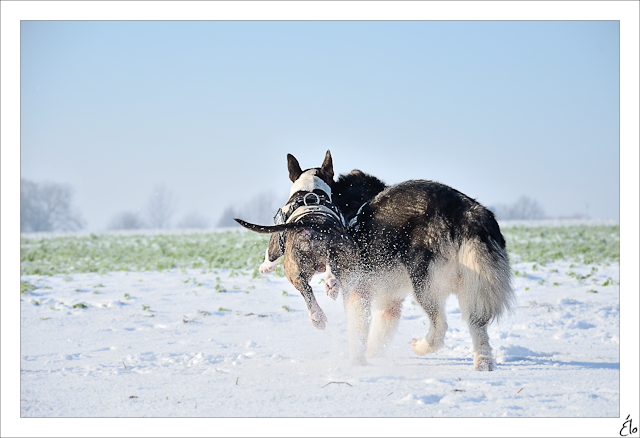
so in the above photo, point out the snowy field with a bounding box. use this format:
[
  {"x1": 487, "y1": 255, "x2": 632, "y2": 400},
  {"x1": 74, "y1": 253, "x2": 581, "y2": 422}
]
[{"x1": 11, "y1": 221, "x2": 637, "y2": 436}]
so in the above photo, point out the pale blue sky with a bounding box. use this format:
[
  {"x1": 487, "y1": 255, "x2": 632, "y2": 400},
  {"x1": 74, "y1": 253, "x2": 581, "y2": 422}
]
[{"x1": 20, "y1": 20, "x2": 620, "y2": 229}]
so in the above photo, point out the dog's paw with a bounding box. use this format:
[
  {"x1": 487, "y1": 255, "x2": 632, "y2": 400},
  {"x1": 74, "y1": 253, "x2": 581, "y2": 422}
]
[
  {"x1": 410, "y1": 337, "x2": 442, "y2": 356},
  {"x1": 324, "y1": 277, "x2": 339, "y2": 300},
  {"x1": 309, "y1": 309, "x2": 327, "y2": 330},
  {"x1": 473, "y1": 353, "x2": 494, "y2": 371},
  {"x1": 258, "y1": 263, "x2": 276, "y2": 274},
  {"x1": 348, "y1": 355, "x2": 369, "y2": 366},
  {"x1": 366, "y1": 346, "x2": 384, "y2": 359}
]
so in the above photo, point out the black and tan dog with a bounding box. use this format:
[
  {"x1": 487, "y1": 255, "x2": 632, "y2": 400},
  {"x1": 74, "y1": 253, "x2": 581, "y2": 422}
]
[{"x1": 235, "y1": 151, "x2": 358, "y2": 330}]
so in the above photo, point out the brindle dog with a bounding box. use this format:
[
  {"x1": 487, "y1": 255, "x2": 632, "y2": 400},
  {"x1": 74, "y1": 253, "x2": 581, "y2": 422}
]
[{"x1": 235, "y1": 151, "x2": 358, "y2": 330}]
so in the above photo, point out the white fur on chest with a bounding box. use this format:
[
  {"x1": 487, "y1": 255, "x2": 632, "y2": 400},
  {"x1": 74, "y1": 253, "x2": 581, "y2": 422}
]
[{"x1": 289, "y1": 170, "x2": 332, "y2": 201}]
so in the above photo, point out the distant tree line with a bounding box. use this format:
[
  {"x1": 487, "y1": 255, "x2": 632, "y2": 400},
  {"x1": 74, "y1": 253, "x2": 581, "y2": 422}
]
[
  {"x1": 109, "y1": 186, "x2": 284, "y2": 231},
  {"x1": 216, "y1": 192, "x2": 285, "y2": 228},
  {"x1": 21, "y1": 178, "x2": 85, "y2": 232},
  {"x1": 108, "y1": 184, "x2": 180, "y2": 230},
  {"x1": 20, "y1": 178, "x2": 550, "y2": 233},
  {"x1": 108, "y1": 184, "x2": 212, "y2": 230},
  {"x1": 489, "y1": 196, "x2": 546, "y2": 220},
  {"x1": 20, "y1": 179, "x2": 215, "y2": 232}
]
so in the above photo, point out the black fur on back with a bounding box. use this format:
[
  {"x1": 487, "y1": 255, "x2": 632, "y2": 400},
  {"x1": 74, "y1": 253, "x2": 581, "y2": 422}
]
[
  {"x1": 333, "y1": 170, "x2": 387, "y2": 223},
  {"x1": 330, "y1": 169, "x2": 512, "y2": 366},
  {"x1": 352, "y1": 180, "x2": 506, "y2": 272}
]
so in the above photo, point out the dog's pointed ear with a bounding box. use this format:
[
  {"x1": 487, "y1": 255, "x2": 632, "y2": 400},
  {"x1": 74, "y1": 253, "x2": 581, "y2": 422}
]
[
  {"x1": 320, "y1": 150, "x2": 334, "y2": 183},
  {"x1": 287, "y1": 154, "x2": 303, "y2": 182}
]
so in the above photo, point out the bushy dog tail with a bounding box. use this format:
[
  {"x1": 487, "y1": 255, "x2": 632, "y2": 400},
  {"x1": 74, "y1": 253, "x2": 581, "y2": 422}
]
[{"x1": 457, "y1": 237, "x2": 515, "y2": 323}]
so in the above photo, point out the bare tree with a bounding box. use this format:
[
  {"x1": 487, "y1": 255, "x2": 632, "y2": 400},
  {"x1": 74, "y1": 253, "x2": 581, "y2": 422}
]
[
  {"x1": 216, "y1": 206, "x2": 240, "y2": 228},
  {"x1": 177, "y1": 211, "x2": 211, "y2": 229},
  {"x1": 21, "y1": 178, "x2": 85, "y2": 232},
  {"x1": 146, "y1": 184, "x2": 177, "y2": 229},
  {"x1": 509, "y1": 196, "x2": 545, "y2": 220},
  {"x1": 21, "y1": 179, "x2": 41, "y2": 231},
  {"x1": 216, "y1": 191, "x2": 285, "y2": 227},
  {"x1": 242, "y1": 191, "x2": 285, "y2": 224},
  {"x1": 491, "y1": 196, "x2": 546, "y2": 220},
  {"x1": 107, "y1": 211, "x2": 146, "y2": 230}
]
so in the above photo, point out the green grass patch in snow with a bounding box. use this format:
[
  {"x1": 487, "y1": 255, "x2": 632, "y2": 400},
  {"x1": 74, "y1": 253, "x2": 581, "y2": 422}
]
[
  {"x1": 21, "y1": 231, "x2": 270, "y2": 276},
  {"x1": 20, "y1": 225, "x2": 618, "y2": 276},
  {"x1": 21, "y1": 281, "x2": 36, "y2": 294},
  {"x1": 502, "y1": 224, "x2": 619, "y2": 264}
]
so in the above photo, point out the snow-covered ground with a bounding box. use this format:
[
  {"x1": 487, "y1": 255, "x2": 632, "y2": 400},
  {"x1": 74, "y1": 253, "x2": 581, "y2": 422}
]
[
  {"x1": 10, "y1": 222, "x2": 639, "y2": 437},
  {"x1": 20, "y1": 262, "x2": 620, "y2": 416}
]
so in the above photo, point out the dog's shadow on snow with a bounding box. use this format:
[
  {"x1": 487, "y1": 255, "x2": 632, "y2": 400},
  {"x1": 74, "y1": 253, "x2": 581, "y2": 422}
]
[
  {"x1": 564, "y1": 360, "x2": 619, "y2": 370},
  {"x1": 499, "y1": 358, "x2": 620, "y2": 371},
  {"x1": 537, "y1": 359, "x2": 619, "y2": 370},
  {"x1": 402, "y1": 356, "x2": 619, "y2": 371}
]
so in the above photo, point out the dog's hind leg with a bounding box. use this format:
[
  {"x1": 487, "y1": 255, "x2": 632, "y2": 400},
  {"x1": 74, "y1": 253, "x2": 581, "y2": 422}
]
[
  {"x1": 364, "y1": 267, "x2": 412, "y2": 358},
  {"x1": 343, "y1": 286, "x2": 371, "y2": 366},
  {"x1": 410, "y1": 291, "x2": 448, "y2": 356},
  {"x1": 324, "y1": 264, "x2": 339, "y2": 300},
  {"x1": 326, "y1": 232, "x2": 359, "y2": 301},
  {"x1": 284, "y1": 258, "x2": 327, "y2": 330},
  {"x1": 298, "y1": 277, "x2": 328, "y2": 330},
  {"x1": 458, "y1": 290, "x2": 494, "y2": 370},
  {"x1": 456, "y1": 238, "x2": 514, "y2": 371},
  {"x1": 406, "y1": 253, "x2": 449, "y2": 356},
  {"x1": 366, "y1": 298, "x2": 403, "y2": 359},
  {"x1": 467, "y1": 314, "x2": 493, "y2": 371}
]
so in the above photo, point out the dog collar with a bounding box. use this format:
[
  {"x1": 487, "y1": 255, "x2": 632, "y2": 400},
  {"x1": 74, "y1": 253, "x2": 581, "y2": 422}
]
[
  {"x1": 347, "y1": 200, "x2": 370, "y2": 232},
  {"x1": 275, "y1": 192, "x2": 345, "y2": 227}
]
